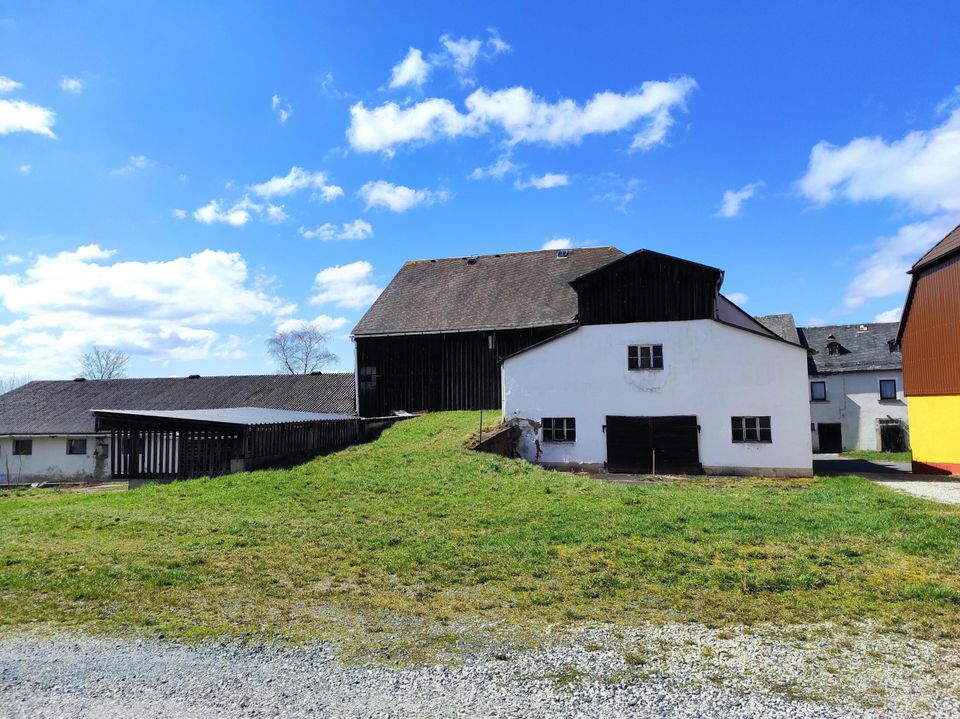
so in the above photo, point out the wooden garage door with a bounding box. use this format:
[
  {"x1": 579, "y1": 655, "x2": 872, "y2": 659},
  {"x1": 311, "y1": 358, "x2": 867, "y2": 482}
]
[{"x1": 606, "y1": 415, "x2": 701, "y2": 474}]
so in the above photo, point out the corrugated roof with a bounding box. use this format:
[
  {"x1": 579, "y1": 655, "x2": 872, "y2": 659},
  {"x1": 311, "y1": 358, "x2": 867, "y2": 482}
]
[
  {"x1": 0, "y1": 373, "x2": 356, "y2": 435},
  {"x1": 93, "y1": 407, "x2": 350, "y2": 426},
  {"x1": 912, "y1": 223, "x2": 960, "y2": 272},
  {"x1": 352, "y1": 247, "x2": 625, "y2": 336},
  {"x1": 797, "y1": 322, "x2": 902, "y2": 374},
  {"x1": 755, "y1": 314, "x2": 801, "y2": 344}
]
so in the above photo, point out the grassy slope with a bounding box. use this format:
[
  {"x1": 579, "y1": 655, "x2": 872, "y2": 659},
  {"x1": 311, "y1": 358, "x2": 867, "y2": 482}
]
[{"x1": 2, "y1": 412, "x2": 960, "y2": 655}]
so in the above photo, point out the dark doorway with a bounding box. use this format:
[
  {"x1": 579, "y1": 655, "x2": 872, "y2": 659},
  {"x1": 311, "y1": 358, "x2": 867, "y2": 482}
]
[
  {"x1": 605, "y1": 415, "x2": 700, "y2": 474},
  {"x1": 879, "y1": 420, "x2": 908, "y2": 452},
  {"x1": 817, "y1": 423, "x2": 843, "y2": 453}
]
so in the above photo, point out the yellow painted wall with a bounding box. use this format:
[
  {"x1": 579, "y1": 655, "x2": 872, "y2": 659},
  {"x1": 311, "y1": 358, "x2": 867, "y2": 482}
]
[{"x1": 908, "y1": 395, "x2": 960, "y2": 463}]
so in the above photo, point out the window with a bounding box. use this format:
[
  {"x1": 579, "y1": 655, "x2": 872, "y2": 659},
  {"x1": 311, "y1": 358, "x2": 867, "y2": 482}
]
[
  {"x1": 542, "y1": 417, "x2": 576, "y2": 443},
  {"x1": 627, "y1": 344, "x2": 663, "y2": 370},
  {"x1": 359, "y1": 366, "x2": 377, "y2": 391},
  {"x1": 66, "y1": 438, "x2": 87, "y2": 455},
  {"x1": 879, "y1": 379, "x2": 897, "y2": 400},
  {"x1": 13, "y1": 439, "x2": 32, "y2": 455},
  {"x1": 810, "y1": 381, "x2": 827, "y2": 402},
  {"x1": 732, "y1": 416, "x2": 772, "y2": 443}
]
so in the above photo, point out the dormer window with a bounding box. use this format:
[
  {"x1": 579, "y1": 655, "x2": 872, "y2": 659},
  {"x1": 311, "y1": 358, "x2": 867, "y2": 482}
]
[{"x1": 826, "y1": 341, "x2": 843, "y2": 356}]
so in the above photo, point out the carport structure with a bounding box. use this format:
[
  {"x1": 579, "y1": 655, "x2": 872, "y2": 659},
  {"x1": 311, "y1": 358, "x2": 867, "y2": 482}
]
[{"x1": 93, "y1": 407, "x2": 363, "y2": 485}]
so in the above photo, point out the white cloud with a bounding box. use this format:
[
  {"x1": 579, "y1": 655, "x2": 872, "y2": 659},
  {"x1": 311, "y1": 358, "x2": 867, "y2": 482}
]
[
  {"x1": 797, "y1": 107, "x2": 960, "y2": 213},
  {"x1": 358, "y1": 180, "x2": 449, "y2": 212},
  {"x1": 193, "y1": 194, "x2": 287, "y2": 227},
  {"x1": 347, "y1": 76, "x2": 696, "y2": 155},
  {"x1": 299, "y1": 219, "x2": 373, "y2": 242},
  {"x1": 59, "y1": 76, "x2": 83, "y2": 94},
  {"x1": 248, "y1": 166, "x2": 343, "y2": 202},
  {"x1": 541, "y1": 238, "x2": 573, "y2": 250},
  {"x1": 437, "y1": 29, "x2": 510, "y2": 85},
  {"x1": 275, "y1": 314, "x2": 349, "y2": 334},
  {"x1": 470, "y1": 155, "x2": 518, "y2": 180},
  {"x1": 874, "y1": 307, "x2": 902, "y2": 323},
  {"x1": 0, "y1": 99, "x2": 56, "y2": 138},
  {"x1": 0, "y1": 76, "x2": 22, "y2": 93},
  {"x1": 111, "y1": 155, "x2": 154, "y2": 176},
  {"x1": 389, "y1": 47, "x2": 431, "y2": 89},
  {"x1": 170, "y1": 208, "x2": 187, "y2": 220},
  {"x1": 4, "y1": 254, "x2": 23, "y2": 265},
  {"x1": 726, "y1": 292, "x2": 749, "y2": 306},
  {"x1": 843, "y1": 215, "x2": 960, "y2": 309},
  {"x1": 271, "y1": 94, "x2": 292, "y2": 125},
  {"x1": 310, "y1": 260, "x2": 382, "y2": 309},
  {"x1": 515, "y1": 172, "x2": 569, "y2": 190},
  {"x1": 0, "y1": 245, "x2": 294, "y2": 374},
  {"x1": 18, "y1": 164, "x2": 29, "y2": 173},
  {"x1": 715, "y1": 181, "x2": 764, "y2": 218}
]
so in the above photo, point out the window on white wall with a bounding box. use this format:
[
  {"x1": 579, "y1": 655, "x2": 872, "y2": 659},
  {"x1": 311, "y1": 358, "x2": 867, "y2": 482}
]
[
  {"x1": 810, "y1": 381, "x2": 827, "y2": 402},
  {"x1": 731, "y1": 416, "x2": 772, "y2": 443},
  {"x1": 13, "y1": 439, "x2": 32, "y2": 455},
  {"x1": 627, "y1": 344, "x2": 663, "y2": 370},
  {"x1": 542, "y1": 417, "x2": 576, "y2": 442},
  {"x1": 66, "y1": 438, "x2": 87, "y2": 455},
  {"x1": 879, "y1": 379, "x2": 897, "y2": 400}
]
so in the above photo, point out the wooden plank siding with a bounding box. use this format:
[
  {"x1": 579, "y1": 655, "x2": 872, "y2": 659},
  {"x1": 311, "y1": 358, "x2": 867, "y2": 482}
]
[
  {"x1": 901, "y1": 253, "x2": 960, "y2": 396},
  {"x1": 573, "y1": 252, "x2": 720, "y2": 326},
  {"x1": 106, "y1": 417, "x2": 373, "y2": 482},
  {"x1": 355, "y1": 326, "x2": 567, "y2": 417}
]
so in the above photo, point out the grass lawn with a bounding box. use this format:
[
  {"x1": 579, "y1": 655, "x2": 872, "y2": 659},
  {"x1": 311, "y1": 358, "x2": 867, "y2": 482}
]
[
  {"x1": 2, "y1": 412, "x2": 959, "y2": 657},
  {"x1": 841, "y1": 450, "x2": 912, "y2": 463}
]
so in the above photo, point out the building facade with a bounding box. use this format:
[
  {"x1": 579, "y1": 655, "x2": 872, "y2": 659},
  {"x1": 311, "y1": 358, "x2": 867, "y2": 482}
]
[
  {"x1": 0, "y1": 373, "x2": 356, "y2": 485},
  {"x1": 757, "y1": 316, "x2": 907, "y2": 453},
  {"x1": 502, "y1": 251, "x2": 813, "y2": 476},
  {"x1": 897, "y1": 223, "x2": 960, "y2": 474}
]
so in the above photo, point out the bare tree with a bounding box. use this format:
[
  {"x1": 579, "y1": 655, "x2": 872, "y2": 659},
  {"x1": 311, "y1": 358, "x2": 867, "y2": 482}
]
[
  {"x1": 79, "y1": 346, "x2": 130, "y2": 380},
  {"x1": 267, "y1": 325, "x2": 337, "y2": 374},
  {"x1": 0, "y1": 374, "x2": 29, "y2": 394}
]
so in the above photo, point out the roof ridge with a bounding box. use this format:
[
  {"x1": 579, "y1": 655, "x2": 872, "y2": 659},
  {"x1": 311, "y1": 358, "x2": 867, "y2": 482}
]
[
  {"x1": 404, "y1": 246, "x2": 622, "y2": 264},
  {"x1": 23, "y1": 372, "x2": 353, "y2": 385}
]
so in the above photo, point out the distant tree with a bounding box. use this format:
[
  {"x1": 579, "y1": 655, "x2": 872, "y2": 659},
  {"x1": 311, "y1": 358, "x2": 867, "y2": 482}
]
[
  {"x1": 267, "y1": 325, "x2": 337, "y2": 374},
  {"x1": 0, "y1": 374, "x2": 29, "y2": 394},
  {"x1": 79, "y1": 346, "x2": 130, "y2": 380}
]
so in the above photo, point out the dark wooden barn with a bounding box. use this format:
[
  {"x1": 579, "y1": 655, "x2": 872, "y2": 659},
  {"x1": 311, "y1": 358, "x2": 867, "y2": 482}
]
[{"x1": 351, "y1": 247, "x2": 624, "y2": 416}]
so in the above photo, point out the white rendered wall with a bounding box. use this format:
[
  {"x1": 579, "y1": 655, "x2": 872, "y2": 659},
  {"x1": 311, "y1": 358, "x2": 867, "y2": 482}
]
[
  {"x1": 502, "y1": 320, "x2": 812, "y2": 475},
  {"x1": 808, "y1": 370, "x2": 908, "y2": 452},
  {"x1": 0, "y1": 435, "x2": 107, "y2": 485}
]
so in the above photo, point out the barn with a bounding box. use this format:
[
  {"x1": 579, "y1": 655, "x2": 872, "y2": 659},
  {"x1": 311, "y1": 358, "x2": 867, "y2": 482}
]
[{"x1": 351, "y1": 247, "x2": 623, "y2": 416}]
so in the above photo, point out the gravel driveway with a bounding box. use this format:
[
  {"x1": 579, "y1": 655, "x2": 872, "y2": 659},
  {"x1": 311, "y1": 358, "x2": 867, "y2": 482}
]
[{"x1": 2, "y1": 622, "x2": 958, "y2": 719}]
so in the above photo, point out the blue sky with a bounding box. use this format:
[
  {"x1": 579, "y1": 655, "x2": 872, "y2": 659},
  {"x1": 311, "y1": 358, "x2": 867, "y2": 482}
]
[{"x1": 1, "y1": 1, "x2": 958, "y2": 378}]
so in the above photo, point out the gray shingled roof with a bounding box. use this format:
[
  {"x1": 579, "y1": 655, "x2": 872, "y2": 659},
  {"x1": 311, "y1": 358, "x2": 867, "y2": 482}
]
[
  {"x1": 797, "y1": 323, "x2": 901, "y2": 374},
  {"x1": 755, "y1": 314, "x2": 800, "y2": 344},
  {"x1": 352, "y1": 247, "x2": 625, "y2": 336},
  {"x1": 0, "y1": 373, "x2": 356, "y2": 435}
]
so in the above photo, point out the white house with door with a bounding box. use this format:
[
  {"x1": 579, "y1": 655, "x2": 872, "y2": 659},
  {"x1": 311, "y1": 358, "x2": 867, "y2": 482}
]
[
  {"x1": 757, "y1": 317, "x2": 907, "y2": 453},
  {"x1": 501, "y1": 250, "x2": 813, "y2": 477}
]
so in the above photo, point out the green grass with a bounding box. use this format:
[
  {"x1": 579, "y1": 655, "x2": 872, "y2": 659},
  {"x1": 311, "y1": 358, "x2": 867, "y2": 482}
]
[
  {"x1": 841, "y1": 450, "x2": 912, "y2": 463},
  {"x1": 2, "y1": 412, "x2": 960, "y2": 657}
]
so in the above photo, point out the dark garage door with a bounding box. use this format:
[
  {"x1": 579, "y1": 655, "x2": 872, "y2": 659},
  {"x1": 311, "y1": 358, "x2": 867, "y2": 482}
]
[
  {"x1": 817, "y1": 423, "x2": 843, "y2": 454},
  {"x1": 606, "y1": 415, "x2": 701, "y2": 474}
]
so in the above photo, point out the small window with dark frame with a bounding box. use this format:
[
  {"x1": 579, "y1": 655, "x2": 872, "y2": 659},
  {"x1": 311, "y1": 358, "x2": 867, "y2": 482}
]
[
  {"x1": 542, "y1": 417, "x2": 576, "y2": 443},
  {"x1": 13, "y1": 439, "x2": 32, "y2": 455},
  {"x1": 627, "y1": 344, "x2": 663, "y2": 370},
  {"x1": 810, "y1": 381, "x2": 827, "y2": 402},
  {"x1": 66, "y1": 438, "x2": 87, "y2": 456},
  {"x1": 879, "y1": 379, "x2": 897, "y2": 400},
  {"x1": 731, "y1": 416, "x2": 772, "y2": 443}
]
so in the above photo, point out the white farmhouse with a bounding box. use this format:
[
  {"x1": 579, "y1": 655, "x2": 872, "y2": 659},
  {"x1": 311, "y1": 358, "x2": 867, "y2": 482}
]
[
  {"x1": 502, "y1": 250, "x2": 813, "y2": 477},
  {"x1": 757, "y1": 317, "x2": 907, "y2": 453}
]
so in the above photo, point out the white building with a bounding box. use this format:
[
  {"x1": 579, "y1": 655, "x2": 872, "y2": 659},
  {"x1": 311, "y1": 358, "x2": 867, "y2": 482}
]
[
  {"x1": 757, "y1": 317, "x2": 907, "y2": 453},
  {"x1": 502, "y1": 250, "x2": 813, "y2": 477}
]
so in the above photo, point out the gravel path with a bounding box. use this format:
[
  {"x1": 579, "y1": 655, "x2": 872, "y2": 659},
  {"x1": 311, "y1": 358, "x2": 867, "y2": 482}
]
[
  {"x1": 873, "y1": 479, "x2": 960, "y2": 504},
  {"x1": 2, "y1": 622, "x2": 958, "y2": 719}
]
